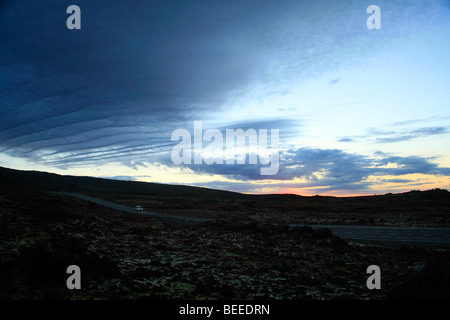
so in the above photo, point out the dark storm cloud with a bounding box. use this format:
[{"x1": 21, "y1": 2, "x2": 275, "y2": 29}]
[
  {"x1": 172, "y1": 147, "x2": 450, "y2": 192},
  {"x1": 1, "y1": 0, "x2": 309, "y2": 166},
  {"x1": 374, "y1": 127, "x2": 448, "y2": 143},
  {"x1": 380, "y1": 178, "x2": 414, "y2": 183},
  {"x1": 338, "y1": 126, "x2": 449, "y2": 144},
  {"x1": 377, "y1": 155, "x2": 450, "y2": 176}
]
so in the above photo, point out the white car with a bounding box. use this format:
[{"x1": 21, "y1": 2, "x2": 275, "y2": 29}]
[{"x1": 134, "y1": 205, "x2": 144, "y2": 211}]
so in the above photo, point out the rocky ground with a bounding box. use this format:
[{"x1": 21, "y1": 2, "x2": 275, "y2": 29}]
[{"x1": 1, "y1": 186, "x2": 450, "y2": 300}]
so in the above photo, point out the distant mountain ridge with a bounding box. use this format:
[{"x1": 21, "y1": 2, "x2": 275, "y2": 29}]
[
  {"x1": 0, "y1": 166, "x2": 243, "y2": 199},
  {"x1": 0, "y1": 166, "x2": 448, "y2": 203}
]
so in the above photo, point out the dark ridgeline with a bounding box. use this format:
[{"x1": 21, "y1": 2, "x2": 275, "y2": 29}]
[{"x1": 0, "y1": 166, "x2": 449, "y2": 221}]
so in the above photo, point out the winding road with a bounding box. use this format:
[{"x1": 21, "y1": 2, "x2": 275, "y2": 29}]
[
  {"x1": 56, "y1": 192, "x2": 450, "y2": 247},
  {"x1": 55, "y1": 192, "x2": 210, "y2": 225}
]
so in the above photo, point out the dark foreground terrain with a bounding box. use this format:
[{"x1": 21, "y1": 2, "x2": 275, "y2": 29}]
[
  {"x1": 1, "y1": 166, "x2": 450, "y2": 227},
  {"x1": 1, "y1": 181, "x2": 450, "y2": 300}
]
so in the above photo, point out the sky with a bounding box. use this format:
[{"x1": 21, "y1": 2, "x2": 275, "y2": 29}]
[{"x1": 0, "y1": 0, "x2": 449, "y2": 196}]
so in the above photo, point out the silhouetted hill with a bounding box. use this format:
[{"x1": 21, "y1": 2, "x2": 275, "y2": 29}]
[
  {"x1": 0, "y1": 166, "x2": 243, "y2": 199},
  {"x1": 1, "y1": 166, "x2": 448, "y2": 201},
  {"x1": 1, "y1": 166, "x2": 449, "y2": 227}
]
